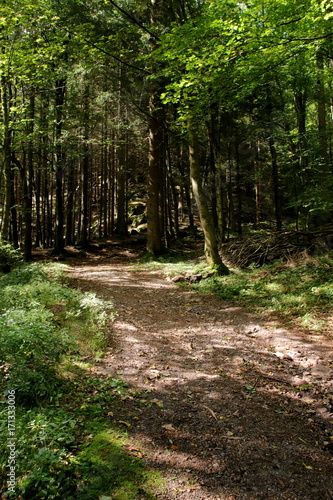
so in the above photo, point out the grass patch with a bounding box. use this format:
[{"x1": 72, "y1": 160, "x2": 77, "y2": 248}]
[
  {"x1": 0, "y1": 255, "x2": 164, "y2": 499},
  {"x1": 143, "y1": 245, "x2": 333, "y2": 332},
  {"x1": 192, "y1": 253, "x2": 333, "y2": 331},
  {"x1": 78, "y1": 430, "x2": 162, "y2": 500},
  {"x1": 134, "y1": 241, "x2": 211, "y2": 276}
]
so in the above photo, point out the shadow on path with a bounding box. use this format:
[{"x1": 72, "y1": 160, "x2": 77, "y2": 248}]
[{"x1": 67, "y1": 257, "x2": 333, "y2": 500}]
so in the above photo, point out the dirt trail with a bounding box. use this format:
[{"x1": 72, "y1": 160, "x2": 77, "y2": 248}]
[{"x1": 66, "y1": 251, "x2": 333, "y2": 500}]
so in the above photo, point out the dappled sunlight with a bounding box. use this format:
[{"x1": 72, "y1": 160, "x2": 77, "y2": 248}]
[
  {"x1": 67, "y1": 258, "x2": 333, "y2": 499},
  {"x1": 118, "y1": 368, "x2": 333, "y2": 500},
  {"x1": 116, "y1": 321, "x2": 139, "y2": 332},
  {"x1": 67, "y1": 264, "x2": 174, "y2": 290}
]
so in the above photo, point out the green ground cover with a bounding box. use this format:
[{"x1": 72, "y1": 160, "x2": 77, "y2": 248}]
[
  {"x1": 194, "y1": 254, "x2": 333, "y2": 331},
  {"x1": 0, "y1": 256, "x2": 163, "y2": 499},
  {"x1": 138, "y1": 246, "x2": 333, "y2": 332}
]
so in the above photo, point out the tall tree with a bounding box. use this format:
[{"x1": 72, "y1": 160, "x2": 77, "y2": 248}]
[{"x1": 188, "y1": 117, "x2": 229, "y2": 272}]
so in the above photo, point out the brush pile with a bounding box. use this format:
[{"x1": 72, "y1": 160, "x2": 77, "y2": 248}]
[{"x1": 220, "y1": 226, "x2": 333, "y2": 267}]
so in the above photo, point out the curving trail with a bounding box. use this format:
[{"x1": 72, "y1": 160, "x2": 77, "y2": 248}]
[{"x1": 67, "y1": 251, "x2": 333, "y2": 500}]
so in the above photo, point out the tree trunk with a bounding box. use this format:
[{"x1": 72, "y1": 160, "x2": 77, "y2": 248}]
[
  {"x1": 66, "y1": 156, "x2": 75, "y2": 245},
  {"x1": 235, "y1": 141, "x2": 242, "y2": 236},
  {"x1": 116, "y1": 160, "x2": 127, "y2": 237},
  {"x1": 167, "y1": 137, "x2": 179, "y2": 238},
  {"x1": 177, "y1": 155, "x2": 196, "y2": 237},
  {"x1": 269, "y1": 136, "x2": 282, "y2": 231},
  {"x1": 53, "y1": 79, "x2": 66, "y2": 254},
  {"x1": 316, "y1": 49, "x2": 329, "y2": 171},
  {"x1": 1, "y1": 76, "x2": 12, "y2": 241},
  {"x1": 23, "y1": 92, "x2": 35, "y2": 261},
  {"x1": 110, "y1": 134, "x2": 116, "y2": 235},
  {"x1": 147, "y1": 95, "x2": 163, "y2": 254},
  {"x1": 115, "y1": 71, "x2": 128, "y2": 238},
  {"x1": 102, "y1": 111, "x2": 109, "y2": 237},
  {"x1": 160, "y1": 128, "x2": 168, "y2": 246},
  {"x1": 218, "y1": 168, "x2": 227, "y2": 243},
  {"x1": 253, "y1": 140, "x2": 260, "y2": 230},
  {"x1": 81, "y1": 87, "x2": 90, "y2": 247},
  {"x1": 227, "y1": 144, "x2": 235, "y2": 238},
  {"x1": 188, "y1": 117, "x2": 229, "y2": 274},
  {"x1": 35, "y1": 165, "x2": 42, "y2": 248},
  {"x1": 9, "y1": 164, "x2": 18, "y2": 248},
  {"x1": 209, "y1": 140, "x2": 219, "y2": 233}
]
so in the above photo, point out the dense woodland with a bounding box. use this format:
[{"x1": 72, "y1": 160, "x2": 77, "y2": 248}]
[
  {"x1": 0, "y1": 0, "x2": 333, "y2": 269},
  {"x1": 2, "y1": 2, "x2": 333, "y2": 497}
]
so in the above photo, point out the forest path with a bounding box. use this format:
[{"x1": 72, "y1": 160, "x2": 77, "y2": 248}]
[{"x1": 66, "y1": 249, "x2": 333, "y2": 500}]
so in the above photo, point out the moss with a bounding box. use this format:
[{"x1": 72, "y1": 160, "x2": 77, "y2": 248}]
[{"x1": 77, "y1": 430, "x2": 163, "y2": 499}]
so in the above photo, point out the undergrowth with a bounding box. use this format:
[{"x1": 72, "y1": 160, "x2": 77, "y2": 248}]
[
  {"x1": 194, "y1": 253, "x2": 333, "y2": 331},
  {"x1": 0, "y1": 255, "x2": 163, "y2": 499},
  {"x1": 138, "y1": 245, "x2": 333, "y2": 332},
  {"x1": 0, "y1": 241, "x2": 23, "y2": 272},
  {"x1": 0, "y1": 371, "x2": 161, "y2": 499},
  {"x1": 135, "y1": 243, "x2": 206, "y2": 275}
]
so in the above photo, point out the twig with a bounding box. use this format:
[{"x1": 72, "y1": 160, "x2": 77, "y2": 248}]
[
  {"x1": 218, "y1": 436, "x2": 243, "y2": 440},
  {"x1": 202, "y1": 405, "x2": 218, "y2": 421}
]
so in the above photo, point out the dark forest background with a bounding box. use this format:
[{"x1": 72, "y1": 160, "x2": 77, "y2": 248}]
[{"x1": 1, "y1": 0, "x2": 332, "y2": 268}]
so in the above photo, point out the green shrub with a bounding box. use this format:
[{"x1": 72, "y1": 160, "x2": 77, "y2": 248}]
[
  {"x1": 0, "y1": 261, "x2": 121, "y2": 498},
  {"x1": 0, "y1": 406, "x2": 79, "y2": 498},
  {"x1": 0, "y1": 241, "x2": 22, "y2": 272},
  {"x1": 0, "y1": 262, "x2": 48, "y2": 286},
  {"x1": 0, "y1": 262, "x2": 114, "y2": 401},
  {"x1": 0, "y1": 263, "x2": 103, "y2": 397},
  {"x1": 0, "y1": 309, "x2": 71, "y2": 402}
]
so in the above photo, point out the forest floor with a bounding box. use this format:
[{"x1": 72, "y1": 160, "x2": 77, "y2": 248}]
[{"x1": 63, "y1": 241, "x2": 333, "y2": 500}]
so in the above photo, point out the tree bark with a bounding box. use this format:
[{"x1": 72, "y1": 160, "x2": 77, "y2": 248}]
[
  {"x1": 252, "y1": 140, "x2": 260, "y2": 230},
  {"x1": 66, "y1": 156, "x2": 75, "y2": 246},
  {"x1": 1, "y1": 76, "x2": 12, "y2": 241},
  {"x1": 147, "y1": 95, "x2": 163, "y2": 254},
  {"x1": 23, "y1": 91, "x2": 35, "y2": 261},
  {"x1": 53, "y1": 79, "x2": 66, "y2": 254},
  {"x1": 316, "y1": 49, "x2": 329, "y2": 171},
  {"x1": 269, "y1": 136, "x2": 282, "y2": 231},
  {"x1": 218, "y1": 168, "x2": 227, "y2": 243},
  {"x1": 209, "y1": 140, "x2": 219, "y2": 233},
  {"x1": 177, "y1": 155, "x2": 196, "y2": 237},
  {"x1": 188, "y1": 117, "x2": 229, "y2": 274},
  {"x1": 235, "y1": 141, "x2": 242, "y2": 236},
  {"x1": 116, "y1": 157, "x2": 127, "y2": 237},
  {"x1": 81, "y1": 86, "x2": 90, "y2": 247},
  {"x1": 9, "y1": 163, "x2": 18, "y2": 248}
]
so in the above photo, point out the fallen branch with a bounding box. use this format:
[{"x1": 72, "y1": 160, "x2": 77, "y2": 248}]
[{"x1": 202, "y1": 405, "x2": 218, "y2": 421}]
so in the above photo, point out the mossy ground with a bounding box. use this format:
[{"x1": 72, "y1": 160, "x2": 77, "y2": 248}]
[{"x1": 78, "y1": 430, "x2": 162, "y2": 500}]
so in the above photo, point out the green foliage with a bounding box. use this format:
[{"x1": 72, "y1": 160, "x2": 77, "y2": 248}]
[
  {"x1": 193, "y1": 253, "x2": 333, "y2": 330},
  {"x1": 0, "y1": 242, "x2": 22, "y2": 271},
  {"x1": 0, "y1": 406, "x2": 78, "y2": 498},
  {"x1": 0, "y1": 262, "x2": 114, "y2": 402},
  {"x1": 0, "y1": 371, "x2": 162, "y2": 499},
  {"x1": 0, "y1": 308, "x2": 70, "y2": 402},
  {"x1": 0, "y1": 263, "x2": 50, "y2": 286}
]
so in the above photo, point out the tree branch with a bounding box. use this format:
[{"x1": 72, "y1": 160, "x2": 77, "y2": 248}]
[
  {"x1": 82, "y1": 36, "x2": 152, "y2": 75},
  {"x1": 108, "y1": 0, "x2": 161, "y2": 42}
]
